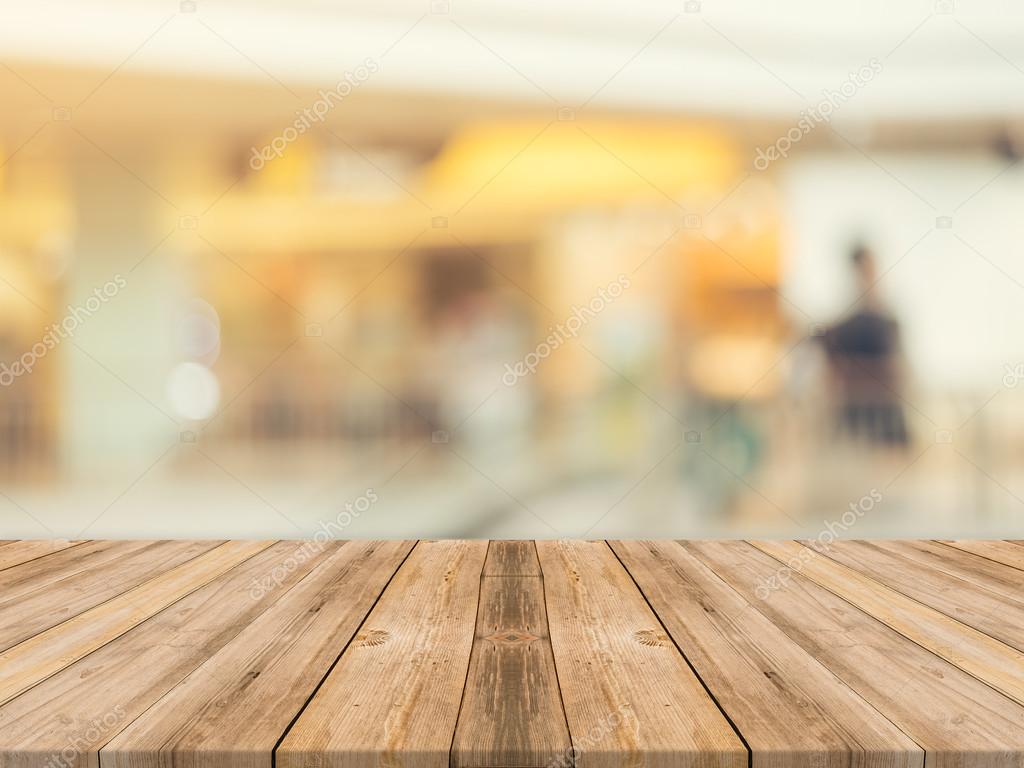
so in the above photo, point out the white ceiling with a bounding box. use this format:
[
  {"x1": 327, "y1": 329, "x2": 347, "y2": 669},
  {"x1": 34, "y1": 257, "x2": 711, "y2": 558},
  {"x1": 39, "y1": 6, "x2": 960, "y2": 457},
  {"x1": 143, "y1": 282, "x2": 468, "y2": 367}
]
[{"x1": 2, "y1": 0, "x2": 1024, "y2": 120}]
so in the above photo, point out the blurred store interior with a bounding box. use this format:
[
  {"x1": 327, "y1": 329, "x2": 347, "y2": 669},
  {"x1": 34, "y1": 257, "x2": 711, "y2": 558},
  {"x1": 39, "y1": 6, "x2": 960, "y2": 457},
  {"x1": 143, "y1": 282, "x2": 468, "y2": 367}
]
[{"x1": 2, "y1": 0, "x2": 1024, "y2": 538}]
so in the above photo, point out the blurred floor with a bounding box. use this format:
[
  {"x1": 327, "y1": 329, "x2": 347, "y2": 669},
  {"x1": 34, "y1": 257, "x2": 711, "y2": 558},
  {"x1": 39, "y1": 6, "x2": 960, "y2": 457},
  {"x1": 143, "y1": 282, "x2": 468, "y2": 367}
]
[{"x1": 3, "y1": 425, "x2": 1022, "y2": 539}]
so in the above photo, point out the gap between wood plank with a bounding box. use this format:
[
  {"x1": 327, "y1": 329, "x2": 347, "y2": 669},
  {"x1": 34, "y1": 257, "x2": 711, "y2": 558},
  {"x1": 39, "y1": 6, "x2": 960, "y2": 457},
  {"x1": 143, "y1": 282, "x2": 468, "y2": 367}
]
[
  {"x1": 810, "y1": 540, "x2": 1024, "y2": 650},
  {"x1": 604, "y1": 540, "x2": 754, "y2": 768},
  {"x1": 0, "y1": 540, "x2": 274, "y2": 706},
  {"x1": 626, "y1": 540, "x2": 926, "y2": 768},
  {"x1": 3, "y1": 541, "x2": 367, "y2": 768},
  {"x1": 935, "y1": 540, "x2": 1024, "y2": 572},
  {"x1": 678, "y1": 541, "x2": 1024, "y2": 768},
  {"x1": 0, "y1": 540, "x2": 88, "y2": 572},
  {"x1": 750, "y1": 540, "x2": 1024, "y2": 707},
  {"x1": 0, "y1": 540, "x2": 226, "y2": 653},
  {"x1": 449, "y1": 540, "x2": 574, "y2": 768},
  {"x1": 269, "y1": 539, "x2": 420, "y2": 768},
  {"x1": 539, "y1": 540, "x2": 575, "y2": 768},
  {"x1": 448, "y1": 541, "x2": 490, "y2": 768}
]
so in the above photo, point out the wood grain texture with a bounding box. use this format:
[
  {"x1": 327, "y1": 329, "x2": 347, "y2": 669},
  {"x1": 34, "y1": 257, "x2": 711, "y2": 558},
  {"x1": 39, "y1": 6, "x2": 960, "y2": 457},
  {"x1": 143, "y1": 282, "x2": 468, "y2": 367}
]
[
  {"x1": 751, "y1": 540, "x2": 1024, "y2": 707},
  {"x1": 0, "y1": 541, "x2": 82, "y2": 571},
  {"x1": 0, "y1": 539, "x2": 1023, "y2": 768},
  {"x1": 0, "y1": 540, "x2": 222, "y2": 651},
  {"x1": 874, "y1": 540, "x2": 1024, "y2": 602},
  {"x1": 611, "y1": 540, "x2": 920, "y2": 768},
  {"x1": 276, "y1": 540, "x2": 488, "y2": 768},
  {"x1": 482, "y1": 540, "x2": 542, "y2": 577},
  {"x1": 0, "y1": 541, "x2": 159, "y2": 604},
  {"x1": 537, "y1": 540, "x2": 747, "y2": 768},
  {"x1": 814, "y1": 540, "x2": 1024, "y2": 652},
  {"x1": 940, "y1": 540, "x2": 1024, "y2": 571},
  {"x1": 687, "y1": 540, "x2": 1024, "y2": 768},
  {"x1": 0, "y1": 541, "x2": 330, "y2": 768},
  {"x1": 102, "y1": 540, "x2": 414, "y2": 768},
  {"x1": 0, "y1": 540, "x2": 271, "y2": 705},
  {"x1": 452, "y1": 541, "x2": 571, "y2": 768}
]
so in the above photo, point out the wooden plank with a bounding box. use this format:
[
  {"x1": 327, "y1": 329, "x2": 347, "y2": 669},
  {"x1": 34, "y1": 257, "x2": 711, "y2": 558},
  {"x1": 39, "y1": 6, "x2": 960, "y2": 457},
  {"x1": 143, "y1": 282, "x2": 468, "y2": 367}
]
[
  {"x1": 687, "y1": 540, "x2": 1024, "y2": 768},
  {"x1": 452, "y1": 541, "x2": 572, "y2": 768},
  {"x1": 1, "y1": 538, "x2": 1021, "y2": 768},
  {"x1": 482, "y1": 540, "x2": 542, "y2": 577},
  {"x1": 813, "y1": 540, "x2": 1024, "y2": 652},
  {"x1": 0, "y1": 540, "x2": 335, "y2": 768},
  {"x1": 537, "y1": 540, "x2": 747, "y2": 768},
  {"x1": 101, "y1": 540, "x2": 414, "y2": 768},
  {"x1": 0, "y1": 540, "x2": 158, "y2": 604},
  {"x1": 611, "y1": 540, "x2": 920, "y2": 768},
  {"x1": 838, "y1": 539, "x2": 1024, "y2": 606},
  {"x1": 0, "y1": 540, "x2": 272, "y2": 705},
  {"x1": 277, "y1": 540, "x2": 487, "y2": 768},
  {"x1": 0, "y1": 540, "x2": 223, "y2": 651},
  {"x1": 940, "y1": 540, "x2": 1024, "y2": 571},
  {"x1": 0, "y1": 540, "x2": 82, "y2": 571},
  {"x1": 877, "y1": 540, "x2": 1024, "y2": 602},
  {"x1": 750, "y1": 540, "x2": 1024, "y2": 707}
]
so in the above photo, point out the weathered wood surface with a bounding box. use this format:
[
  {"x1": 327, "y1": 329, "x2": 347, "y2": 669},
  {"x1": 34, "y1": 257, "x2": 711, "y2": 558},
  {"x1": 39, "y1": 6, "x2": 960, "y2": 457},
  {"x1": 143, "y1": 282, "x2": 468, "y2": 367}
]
[
  {"x1": 102, "y1": 540, "x2": 414, "y2": 768},
  {"x1": 0, "y1": 540, "x2": 1022, "y2": 768},
  {"x1": 0, "y1": 540, "x2": 222, "y2": 651},
  {"x1": 611, "y1": 540, "x2": 920, "y2": 768},
  {"x1": 0, "y1": 541, "x2": 318, "y2": 768},
  {"x1": 0, "y1": 540, "x2": 271, "y2": 706},
  {"x1": 940, "y1": 539, "x2": 1024, "y2": 571},
  {"x1": 0, "y1": 540, "x2": 82, "y2": 571},
  {"x1": 687, "y1": 540, "x2": 1024, "y2": 768},
  {"x1": 812, "y1": 540, "x2": 1024, "y2": 651},
  {"x1": 277, "y1": 540, "x2": 487, "y2": 768},
  {"x1": 451, "y1": 541, "x2": 571, "y2": 768},
  {"x1": 537, "y1": 540, "x2": 747, "y2": 768},
  {"x1": 752, "y1": 540, "x2": 1024, "y2": 706}
]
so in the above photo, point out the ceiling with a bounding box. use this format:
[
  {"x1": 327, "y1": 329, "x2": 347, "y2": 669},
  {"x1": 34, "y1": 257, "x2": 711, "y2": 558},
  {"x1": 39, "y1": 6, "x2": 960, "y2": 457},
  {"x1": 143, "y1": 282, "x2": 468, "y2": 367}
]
[{"x1": 2, "y1": 0, "x2": 1023, "y2": 126}]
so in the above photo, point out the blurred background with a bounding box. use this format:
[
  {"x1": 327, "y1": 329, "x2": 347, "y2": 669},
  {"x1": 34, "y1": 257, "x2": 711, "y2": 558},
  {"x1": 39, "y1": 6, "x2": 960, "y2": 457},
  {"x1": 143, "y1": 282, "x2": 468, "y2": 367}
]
[{"x1": 2, "y1": 0, "x2": 1023, "y2": 539}]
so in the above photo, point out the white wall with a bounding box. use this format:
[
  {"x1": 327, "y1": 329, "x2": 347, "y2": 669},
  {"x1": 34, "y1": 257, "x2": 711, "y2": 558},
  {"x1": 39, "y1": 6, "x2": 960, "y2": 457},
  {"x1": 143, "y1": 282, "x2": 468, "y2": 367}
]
[{"x1": 780, "y1": 150, "x2": 1024, "y2": 392}]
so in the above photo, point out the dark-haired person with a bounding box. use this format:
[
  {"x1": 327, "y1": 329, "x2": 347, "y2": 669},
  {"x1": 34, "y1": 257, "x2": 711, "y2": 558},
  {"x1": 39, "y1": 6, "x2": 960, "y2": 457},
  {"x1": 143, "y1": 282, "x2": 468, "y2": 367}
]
[{"x1": 821, "y1": 244, "x2": 909, "y2": 447}]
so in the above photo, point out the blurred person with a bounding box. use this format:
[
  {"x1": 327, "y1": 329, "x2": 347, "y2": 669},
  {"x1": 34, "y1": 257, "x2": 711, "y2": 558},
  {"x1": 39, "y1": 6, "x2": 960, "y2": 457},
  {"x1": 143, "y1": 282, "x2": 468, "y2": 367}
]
[{"x1": 821, "y1": 243, "x2": 909, "y2": 447}]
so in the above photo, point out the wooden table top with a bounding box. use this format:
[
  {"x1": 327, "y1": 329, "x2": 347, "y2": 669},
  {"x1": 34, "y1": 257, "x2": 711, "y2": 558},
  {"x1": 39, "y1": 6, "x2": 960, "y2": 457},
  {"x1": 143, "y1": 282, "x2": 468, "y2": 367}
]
[{"x1": 0, "y1": 539, "x2": 1023, "y2": 768}]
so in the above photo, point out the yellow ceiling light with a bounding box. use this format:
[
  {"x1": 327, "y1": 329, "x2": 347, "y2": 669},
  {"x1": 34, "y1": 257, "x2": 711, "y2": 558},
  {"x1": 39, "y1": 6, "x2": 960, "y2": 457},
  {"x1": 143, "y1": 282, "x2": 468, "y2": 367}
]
[{"x1": 425, "y1": 120, "x2": 739, "y2": 215}]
